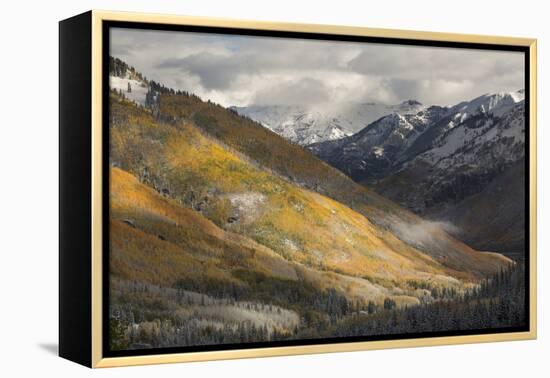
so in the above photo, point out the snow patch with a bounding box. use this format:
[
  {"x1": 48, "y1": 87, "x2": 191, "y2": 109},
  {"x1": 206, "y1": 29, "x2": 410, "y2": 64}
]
[
  {"x1": 110, "y1": 75, "x2": 148, "y2": 106},
  {"x1": 373, "y1": 146, "x2": 385, "y2": 158},
  {"x1": 227, "y1": 192, "x2": 267, "y2": 224}
]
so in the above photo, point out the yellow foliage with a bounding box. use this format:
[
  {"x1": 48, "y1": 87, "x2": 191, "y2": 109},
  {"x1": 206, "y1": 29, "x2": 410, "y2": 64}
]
[{"x1": 108, "y1": 92, "x2": 511, "y2": 303}]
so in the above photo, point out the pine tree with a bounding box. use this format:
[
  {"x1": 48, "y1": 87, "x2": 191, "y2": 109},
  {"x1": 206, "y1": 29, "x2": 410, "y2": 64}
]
[
  {"x1": 367, "y1": 300, "x2": 376, "y2": 314},
  {"x1": 384, "y1": 297, "x2": 396, "y2": 310}
]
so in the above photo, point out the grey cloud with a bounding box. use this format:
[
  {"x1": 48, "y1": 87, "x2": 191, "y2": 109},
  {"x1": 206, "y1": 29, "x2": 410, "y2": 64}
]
[
  {"x1": 110, "y1": 43, "x2": 135, "y2": 56},
  {"x1": 348, "y1": 45, "x2": 523, "y2": 104},
  {"x1": 381, "y1": 78, "x2": 426, "y2": 102},
  {"x1": 157, "y1": 53, "x2": 247, "y2": 89},
  {"x1": 110, "y1": 27, "x2": 524, "y2": 107},
  {"x1": 154, "y1": 38, "x2": 353, "y2": 91},
  {"x1": 348, "y1": 44, "x2": 523, "y2": 81},
  {"x1": 156, "y1": 51, "x2": 282, "y2": 90},
  {"x1": 376, "y1": 77, "x2": 477, "y2": 105},
  {"x1": 252, "y1": 78, "x2": 331, "y2": 106}
]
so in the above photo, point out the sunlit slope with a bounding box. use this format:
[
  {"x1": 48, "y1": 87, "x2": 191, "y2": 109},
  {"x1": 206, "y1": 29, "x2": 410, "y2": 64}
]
[
  {"x1": 111, "y1": 167, "x2": 306, "y2": 284},
  {"x1": 110, "y1": 93, "x2": 508, "y2": 289},
  {"x1": 129, "y1": 93, "x2": 510, "y2": 278},
  {"x1": 110, "y1": 167, "x2": 438, "y2": 307},
  {"x1": 111, "y1": 101, "x2": 445, "y2": 284}
]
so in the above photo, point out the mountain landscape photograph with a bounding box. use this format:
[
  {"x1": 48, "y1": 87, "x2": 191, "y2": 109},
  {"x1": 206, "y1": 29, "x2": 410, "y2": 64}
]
[{"x1": 107, "y1": 27, "x2": 528, "y2": 352}]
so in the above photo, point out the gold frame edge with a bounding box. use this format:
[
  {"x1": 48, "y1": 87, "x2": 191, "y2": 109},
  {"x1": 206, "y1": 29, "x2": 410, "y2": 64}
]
[
  {"x1": 528, "y1": 40, "x2": 537, "y2": 340},
  {"x1": 89, "y1": 9, "x2": 537, "y2": 368},
  {"x1": 91, "y1": 10, "x2": 104, "y2": 368}
]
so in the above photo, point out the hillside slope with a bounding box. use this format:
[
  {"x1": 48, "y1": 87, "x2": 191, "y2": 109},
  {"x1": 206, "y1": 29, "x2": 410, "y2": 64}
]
[
  {"x1": 372, "y1": 101, "x2": 526, "y2": 255},
  {"x1": 111, "y1": 95, "x2": 474, "y2": 288},
  {"x1": 430, "y1": 160, "x2": 526, "y2": 257},
  {"x1": 110, "y1": 79, "x2": 510, "y2": 285},
  {"x1": 105, "y1": 55, "x2": 525, "y2": 350},
  {"x1": 147, "y1": 93, "x2": 510, "y2": 279}
]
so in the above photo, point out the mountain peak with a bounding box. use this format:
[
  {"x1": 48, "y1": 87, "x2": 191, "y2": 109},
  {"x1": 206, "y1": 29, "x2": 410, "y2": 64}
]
[
  {"x1": 481, "y1": 89, "x2": 525, "y2": 103},
  {"x1": 449, "y1": 90, "x2": 525, "y2": 120},
  {"x1": 384, "y1": 112, "x2": 407, "y2": 122},
  {"x1": 401, "y1": 99, "x2": 423, "y2": 106}
]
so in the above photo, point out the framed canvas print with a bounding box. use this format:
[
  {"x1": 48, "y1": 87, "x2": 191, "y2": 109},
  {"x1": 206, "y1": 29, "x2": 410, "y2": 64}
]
[{"x1": 59, "y1": 10, "x2": 537, "y2": 368}]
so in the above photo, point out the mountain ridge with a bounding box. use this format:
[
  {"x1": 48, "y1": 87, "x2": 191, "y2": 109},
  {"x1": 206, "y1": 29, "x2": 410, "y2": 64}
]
[
  {"x1": 308, "y1": 90, "x2": 525, "y2": 255},
  {"x1": 229, "y1": 100, "x2": 426, "y2": 145}
]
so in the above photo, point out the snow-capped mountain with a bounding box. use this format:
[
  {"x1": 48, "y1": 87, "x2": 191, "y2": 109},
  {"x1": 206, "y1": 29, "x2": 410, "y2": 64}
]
[
  {"x1": 308, "y1": 105, "x2": 448, "y2": 179},
  {"x1": 309, "y1": 90, "x2": 526, "y2": 254},
  {"x1": 378, "y1": 100, "x2": 525, "y2": 254},
  {"x1": 310, "y1": 90, "x2": 525, "y2": 182},
  {"x1": 378, "y1": 99, "x2": 525, "y2": 212},
  {"x1": 447, "y1": 90, "x2": 525, "y2": 122},
  {"x1": 230, "y1": 100, "x2": 425, "y2": 145},
  {"x1": 417, "y1": 101, "x2": 525, "y2": 171}
]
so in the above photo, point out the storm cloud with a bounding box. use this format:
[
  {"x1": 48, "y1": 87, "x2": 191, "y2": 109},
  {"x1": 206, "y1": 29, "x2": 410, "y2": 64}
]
[{"x1": 110, "y1": 27, "x2": 524, "y2": 108}]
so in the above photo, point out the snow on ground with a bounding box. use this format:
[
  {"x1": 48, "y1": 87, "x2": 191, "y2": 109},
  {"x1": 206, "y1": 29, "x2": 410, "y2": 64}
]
[
  {"x1": 373, "y1": 146, "x2": 385, "y2": 158},
  {"x1": 448, "y1": 90, "x2": 525, "y2": 121},
  {"x1": 227, "y1": 192, "x2": 267, "y2": 224},
  {"x1": 110, "y1": 75, "x2": 148, "y2": 106}
]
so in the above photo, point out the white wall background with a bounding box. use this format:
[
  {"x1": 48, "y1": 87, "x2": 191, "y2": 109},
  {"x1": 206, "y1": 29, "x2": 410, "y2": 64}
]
[{"x1": 0, "y1": 0, "x2": 547, "y2": 376}]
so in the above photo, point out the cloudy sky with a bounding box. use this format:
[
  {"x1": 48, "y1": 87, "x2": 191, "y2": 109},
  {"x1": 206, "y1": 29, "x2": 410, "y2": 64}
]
[{"x1": 110, "y1": 27, "x2": 524, "y2": 108}]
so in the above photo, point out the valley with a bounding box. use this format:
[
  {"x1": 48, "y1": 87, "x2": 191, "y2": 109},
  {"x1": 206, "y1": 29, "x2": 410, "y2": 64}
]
[{"x1": 108, "y1": 57, "x2": 524, "y2": 351}]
